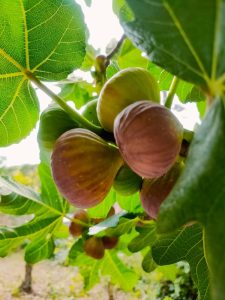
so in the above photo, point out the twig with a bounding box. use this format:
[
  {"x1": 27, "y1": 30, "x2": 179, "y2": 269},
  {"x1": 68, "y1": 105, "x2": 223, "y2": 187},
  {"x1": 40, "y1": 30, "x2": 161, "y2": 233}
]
[
  {"x1": 106, "y1": 34, "x2": 126, "y2": 61},
  {"x1": 165, "y1": 76, "x2": 180, "y2": 109}
]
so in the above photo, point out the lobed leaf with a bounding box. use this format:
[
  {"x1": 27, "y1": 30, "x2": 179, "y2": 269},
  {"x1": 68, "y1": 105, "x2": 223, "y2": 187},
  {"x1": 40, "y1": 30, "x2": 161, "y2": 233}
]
[{"x1": 0, "y1": 0, "x2": 86, "y2": 145}]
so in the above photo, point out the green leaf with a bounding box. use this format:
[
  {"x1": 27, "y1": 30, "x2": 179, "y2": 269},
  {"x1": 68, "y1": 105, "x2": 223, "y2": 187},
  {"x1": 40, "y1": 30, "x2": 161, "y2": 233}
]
[
  {"x1": 25, "y1": 236, "x2": 55, "y2": 264},
  {"x1": 0, "y1": 0, "x2": 86, "y2": 145},
  {"x1": 117, "y1": 192, "x2": 144, "y2": 214},
  {"x1": 0, "y1": 212, "x2": 61, "y2": 257},
  {"x1": 0, "y1": 176, "x2": 63, "y2": 215},
  {"x1": 119, "y1": 0, "x2": 225, "y2": 94},
  {"x1": 106, "y1": 61, "x2": 120, "y2": 79},
  {"x1": 88, "y1": 211, "x2": 127, "y2": 235},
  {"x1": 0, "y1": 193, "x2": 41, "y2": 215},
  {"x1": 38, "y1": 162, "x2": 68, "y2": 213},
  {"x1": 68, "y1": 238, "x2": 84, "y2": 263},
  {"x1": 142, "y1": 249, "x2": 157, "y2": 273},
  {"x1": 106, "y1": 216, "x2": 138, "y2": 237},
  {"x1": 38, "y1": 104, "x2": 78, "y2": 150},
  {"x1": 101, "y1": 251, "x2": 138, "y2": 291},
  {"x1": 152, "y1": 225, "x2": 210, "y2": 300},
  {"x1": 59, "y1": 80, "x2": 96, "y2": 109},
  {"x1": 157, "y1": 99, "x2": 225, "y2": 299},
  {"x1": 117, "y1": 38, "x2": 148, "y2": 69},
  {"x1": 147, "y1": 63, "x2": 205, "y2": 103},
  {"x1": 128, "y1": 223, "x2": 156, "y2": 253},
  {"x1": 87, "y1": 189, "x2": 117, "y2": 219}
]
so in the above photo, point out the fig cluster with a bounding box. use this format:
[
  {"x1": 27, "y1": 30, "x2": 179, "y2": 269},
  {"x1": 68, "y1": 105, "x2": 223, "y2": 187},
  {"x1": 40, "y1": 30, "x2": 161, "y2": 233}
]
[
  {"x1": 69, "y1": 207, "x2": 119, "y2": 260},
  {"x1": 51, "y1": 67, "x2": 184, "y2": 219}
]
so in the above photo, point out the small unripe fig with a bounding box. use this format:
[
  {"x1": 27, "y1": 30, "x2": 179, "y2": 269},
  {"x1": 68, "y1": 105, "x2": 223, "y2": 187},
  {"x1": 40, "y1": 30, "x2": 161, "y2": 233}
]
[
  {"x1": 69, "y1": 210, "x2": 89, "y2": 237},
  {"x1": 38, "y1": 104, "x2": 77, "y2": 150},
  {"x1": 84, "y1": 237, "x2": 105, "y2": 259},
  {"x1": 102, "y1": 236, "x2": 119, "y2": 249},
  {"x1": 114, "y1": 101, "x2": 183, "y2": 178},
  {"x1": 97, "y1": 67, "x2": 160, "y2": 132},
  {"x1": 51, "y1": 129, "x2": 123, "y2": 208},
  {"x1": 113, "y1": 165, "x2": 142, "y2": 196},
  {"x1": 140, "y1": 162, "x2": 184, "y2": 219},
  {"x1": 81, "y1": 99, "x2": 101, "y2": 126}
]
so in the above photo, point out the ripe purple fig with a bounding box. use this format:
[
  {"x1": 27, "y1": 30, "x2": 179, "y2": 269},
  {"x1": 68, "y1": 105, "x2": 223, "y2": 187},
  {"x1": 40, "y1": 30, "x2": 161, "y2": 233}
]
[
  {"x1": 140, "y1": 162, "x2": 184, "y2": 219},
  {"x1": 97, "y1": 67, "x2": 160, "y2": 132},
  {"x1": 51, "y1": 128, "x2": 123, "y2": 208},
  {"x1": 84, "y1": 237, "x2": 105, "y2": 259},
  {"x1": 114, "y1": 101, "x2": 183, "y2": 178},
  {"x1": 102, "y1": 236, "x2": 119, "y2": 249},
  {"x1": 69, "y1": 210, "x2": 89, "y2": 237}
]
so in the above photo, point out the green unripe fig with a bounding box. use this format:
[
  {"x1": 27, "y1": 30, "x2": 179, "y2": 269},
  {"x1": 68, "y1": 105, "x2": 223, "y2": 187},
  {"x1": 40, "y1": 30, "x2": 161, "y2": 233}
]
[
  {"x1": 113, "y1": 165, "x2": 142, "y2": 196},
  {"x1": 102, "y1": 236, "x2": 119, "y2": 249},
  {"x1": 51, "y1": 128, "x2": 123, "y2": 208},
  {"x1": 69, "y1": 210, "x2": 89, "y2": 237},
  {"x1": 97, "y1": 67, "x2": 160, "y2": 132},
  {"x1": 140, "y1": 162, "x2": 184, "y2": 219},
  {"x1": 84, "y1": 236, "x2": 105, "y2": 259},
  {"x1": 114, "y1": 101, "x2": 183, "y2": 179},
  {"x1": 81, "y1": 99, "x2": 101, "y2": 126},
  {"x1": 38, "y1": 104, "x2": 77, "y2": 150}
]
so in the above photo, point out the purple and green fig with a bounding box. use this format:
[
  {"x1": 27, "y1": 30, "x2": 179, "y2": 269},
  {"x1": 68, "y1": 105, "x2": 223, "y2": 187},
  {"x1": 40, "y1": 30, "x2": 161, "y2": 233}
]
[
  {"x1": 114, "y1": 101, "x2": 183, "y2": 179},
  {"x1": 102, "y1": 236, "x2": 119, "y2": 249},
  {"x1": 51, "y1": 128, "x2": 123, "y2": 208},
  {"x1": 97, "y1": 67, "x2": 160, "y2": 132},
  {"x1": 140, "y1": 162, "x2": 184, "y2": 219},
  {"x1": 84, "y1": 236, "x2": 105, "y2": 259},
  {"x1": 69, "y1": 210, "x2": 89, "y2": 237}
]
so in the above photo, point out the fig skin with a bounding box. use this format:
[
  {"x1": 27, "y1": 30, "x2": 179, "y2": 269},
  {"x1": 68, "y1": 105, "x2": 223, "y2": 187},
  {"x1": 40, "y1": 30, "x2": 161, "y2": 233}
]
[
  {"x1": 97, "y1": 67, "x2": 160, "y2": 132},
  {"x1": 113, "y1": 165, "x2": 142, "y2": 196},
  {"x1": 140, "y1": 162, "x2": 184, "y2": 219},
  {"x1": 69, "y1": 210, "x2": 89, "y2": 237},
  {"x1": 102, "y1": 236, "x2": 119, "y2": 249},
  {"x1": 114, "y1": 101, "x2": 183, "y2": 179},
  {"x1": 51, "y1": 128, "x2": 123, "y2": 208},
  {"x1": 84, "y1": 237, "x2": 105, "y2": 259}
]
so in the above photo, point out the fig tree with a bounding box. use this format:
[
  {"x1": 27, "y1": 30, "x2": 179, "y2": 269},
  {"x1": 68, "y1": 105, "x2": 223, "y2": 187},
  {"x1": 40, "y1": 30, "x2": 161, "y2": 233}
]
[
  {"x1": 69, "y1": 210, "x2": 89, "y2": 237},
  {"x1": 97, "y1": 67, "x2": 160, "y2": 132},
  {"x1": 114, "y1": 101, "x2": 183, "y2": 178},
  {"x1": 140, "y1": 162, "x2": 184, "y2": 219},
  {"x1": 51, "y1": 128, "x2": 123, "y2": 208},
  {"x1": 113, "y1": 164, "x2": 142, "y2": 196},
  {"x1": 84, "y1": 236, "x2": 105, "y2": 259}
]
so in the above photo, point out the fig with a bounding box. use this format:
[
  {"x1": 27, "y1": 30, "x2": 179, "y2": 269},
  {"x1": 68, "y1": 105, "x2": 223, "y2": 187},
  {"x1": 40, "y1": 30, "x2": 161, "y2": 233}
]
[
  {"x1": 38, "y1": 104, "x2": 77, "y2": 150},
  {"x1": 84, "y1": 236, "x2": 105, "y2": 259},
  {"x1": 69, "y1": 210, "x2": 89, "y2": 237},
  {"x1": 113, "y1": 165, "x2": 142, "y2": 196},
  {"x1": 81, "y1": 99, "x2": 101, "y2": 126},
  {"x1": 102, "y1": 236, "x2": 119, "y2": 249},
  {"x1": 114, "y1": 101, "x2": 183, "y2": 178},
  {"x1": 140, "y1": 162, "x2": 184, "y2": 219},
  {"x1": 97, "y1": 67, "x2": 160, "y2": 132},
  {"x1": 51, "y1": 128, "x2": 123, "y2": 208}
]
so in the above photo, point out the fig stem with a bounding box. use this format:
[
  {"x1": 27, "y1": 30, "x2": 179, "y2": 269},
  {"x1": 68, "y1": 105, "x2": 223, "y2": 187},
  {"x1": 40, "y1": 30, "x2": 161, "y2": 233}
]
[
  {"x1": 24, "y1": 70, "x2": 104, "y2": 135},
  {"x1": 106, "y1": 34, "x2": 126, "y2": 61},
  {"x1": 165, "y1": 76, "x2": 180, "y2": 108},
  {"x1": 65, "y1": 215, "x2": 90, "y2": 228}
]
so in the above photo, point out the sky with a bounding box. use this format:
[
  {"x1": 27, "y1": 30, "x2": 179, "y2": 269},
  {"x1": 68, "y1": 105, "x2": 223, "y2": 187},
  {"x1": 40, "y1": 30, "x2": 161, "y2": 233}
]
[{"x1": 0, "y1": 0, "x2": 199, "y2": 167}]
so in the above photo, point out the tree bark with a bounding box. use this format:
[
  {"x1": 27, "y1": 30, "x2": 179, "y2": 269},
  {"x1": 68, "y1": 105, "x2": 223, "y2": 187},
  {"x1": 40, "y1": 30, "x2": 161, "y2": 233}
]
[{"x1": 19, "y1": 263, "x2": 33, "y2": 294}]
